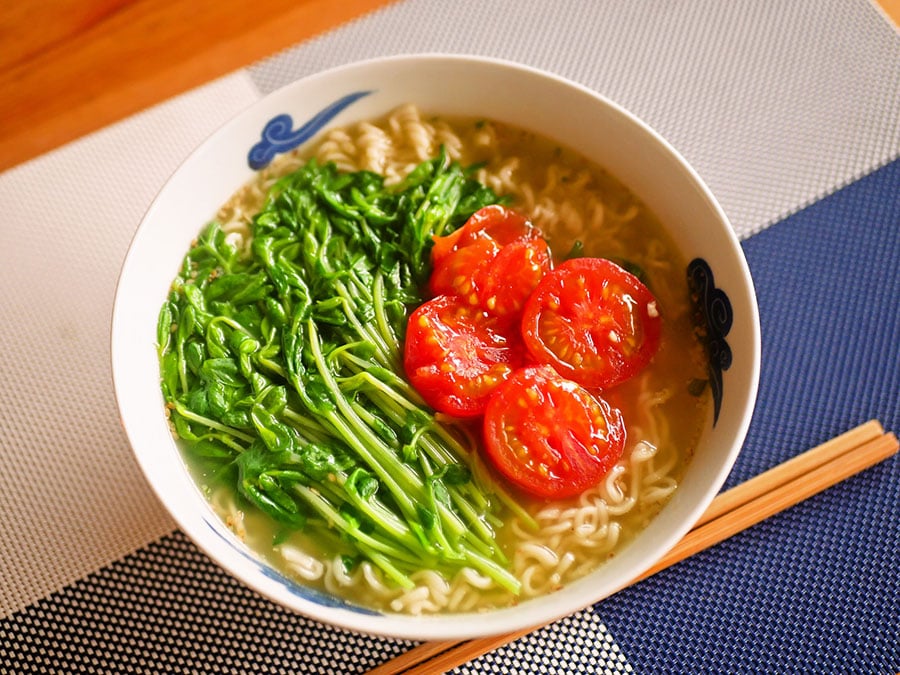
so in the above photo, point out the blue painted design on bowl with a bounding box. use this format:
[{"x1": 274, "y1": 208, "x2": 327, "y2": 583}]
[
  {"x1": 203, "y1": 516, "x2": 381, "y2": 615},
  {"x1": 248, "y1": 91, "x2": 374, "y2": 169},
  {"x1": 687, "y1": 258, "x2": 733, "y2": 424}
]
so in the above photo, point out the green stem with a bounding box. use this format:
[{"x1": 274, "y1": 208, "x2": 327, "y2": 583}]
[
  {"x1": 306, "y1": 318, "x2": 425, "y2": 516},
  {"x1": 292, "y1": 484, "x2": 416, "y2": 589},
  {"x1": 171, "y1": 401, "x2": 255, "y2": 443}
]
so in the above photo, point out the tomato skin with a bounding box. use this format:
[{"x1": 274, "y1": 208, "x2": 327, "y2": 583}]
[
  {"x1": 483, "y1": 365, "x2": 626, "y2": 499},
  {"x1": 521, "y1": 257, "x2": 661, "y2": 389},
  {"x1": 404, "y1": 295, "x2": 524, "y2": 417}
]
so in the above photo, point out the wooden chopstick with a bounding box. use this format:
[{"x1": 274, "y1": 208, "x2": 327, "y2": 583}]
[
  {"x1": 633, "y1": 429, "x2": 896, "y2": 581},
  {"x1": 370, "y1": 420, "x2": 898, "y2": 675},
  {"x1": 692, "y1": 419, "x2": 885, "y2": 527}
]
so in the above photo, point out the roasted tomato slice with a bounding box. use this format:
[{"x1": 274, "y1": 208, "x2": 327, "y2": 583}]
[
  {"x1": 483, "y1": 365, "x2": 626, "y2": 499},
  {"x1": 477, "y1": 238, "x2": 551, "y2": 317},
  {"x1": 431, "y1": 204, "x2": 536, "y2": 266},
  {"x1": 430, "y1": 205, "x2": 550, "y2": 316},
  {"x1": 521, "y1": 257, "x2": 661, "y2": 389},
  {"x1": 404, "y1": 295, "x2": 524, "y2": 417}
]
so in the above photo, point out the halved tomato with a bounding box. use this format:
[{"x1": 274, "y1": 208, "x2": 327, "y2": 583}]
[
  {"x1": 431, "y1": 204, "x2": 536, "y2": 265},
  {"x1": 404, "y1": 295, "x2": 524, "y2": 417},
  {"x1": 429, "y1": 205, "x2": 551, "y2": 317},
  {"x1": 483, "y1": 365, "x2": 626, "y2": 499},
  {"x1": 521, "y1": 257, "x2": 661, "y2": 389}
]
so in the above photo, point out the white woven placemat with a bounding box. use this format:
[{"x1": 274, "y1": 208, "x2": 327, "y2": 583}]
[
  {"x1": 249, "y1": 0, "x2": 900, "y2": 239},
  {"x1": 0, "y1": 73, "x2": 260, "y2": 617},
  {"x1": 0, "y1": 1, "x2": 897, "y2": 668}
]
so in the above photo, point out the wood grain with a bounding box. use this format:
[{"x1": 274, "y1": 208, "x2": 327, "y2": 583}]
[
  {"x1": 0, "y1": 0, "x2": 396, "y2": 171},
  {"x1": 0, "y1": 0, "x2": 897, "y2": 172}
]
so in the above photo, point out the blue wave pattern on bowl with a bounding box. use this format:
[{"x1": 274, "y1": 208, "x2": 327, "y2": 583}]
[
  {"x1": 203, "y1": 516, "x2": 380, "y2": 614},
  {"x1": 247, "y1": 91, "x2": 374, "y2": 169},
  {"x1": 687, "y1": 258, "x2": 733, "y2": 424}
]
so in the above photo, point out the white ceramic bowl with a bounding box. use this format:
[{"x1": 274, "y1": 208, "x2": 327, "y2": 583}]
[{"x1": 111, "y1": 54, "x2": 760, "y2": 641}]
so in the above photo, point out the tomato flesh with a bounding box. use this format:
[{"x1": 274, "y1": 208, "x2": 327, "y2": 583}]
[
  {"x1": 428, "y1": 237, "x2": 500, "y2": 303},
  {"x1": 477, "y1": 238, "x2": 551, "y2": 317},
  {"x1": 483, "y1": 365, "x2": 626, "y2": 499},
  {"x1": 404, "y1": 295, "x2": 523, "y2": 417},
  {"x1": 522, "y1": 258, "x2": 661, "y2": 389}
]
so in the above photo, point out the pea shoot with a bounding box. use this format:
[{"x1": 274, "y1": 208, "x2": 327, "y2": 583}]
[{"x1": 158, "y1": 150, "x2": 533, "y2": 594}]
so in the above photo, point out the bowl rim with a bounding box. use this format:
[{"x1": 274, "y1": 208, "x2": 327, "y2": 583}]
[{"x1": 111, "y1": 52, "x2": 761, "y2": 641}]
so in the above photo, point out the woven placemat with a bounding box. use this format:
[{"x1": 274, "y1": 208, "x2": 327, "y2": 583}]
[
  {"x1": 1, "y1": 0, "x2": 898, "y2": 672},
  {"x1": 599, "y1": 157, "x2": 900, "y2": 674},
  {"x1": 250, "y1": 0, "x2": 900, "y2": 239},
  {"x1": 2, "y1": 155, "x2": 895, "y2": 675}
]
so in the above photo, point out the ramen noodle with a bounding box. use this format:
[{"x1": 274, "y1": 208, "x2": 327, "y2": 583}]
[{"x1": 189, "y1": 104, "x2": 710, "y2": 613}]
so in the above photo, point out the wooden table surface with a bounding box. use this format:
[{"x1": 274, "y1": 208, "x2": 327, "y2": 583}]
[{"x1": 1, "y1": 0, "x2": 897, "y2": 173}]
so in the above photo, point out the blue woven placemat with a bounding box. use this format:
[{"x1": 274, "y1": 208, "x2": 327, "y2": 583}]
[{"x1": 596, "y1": 157, "x2": 900, "y2": 674}]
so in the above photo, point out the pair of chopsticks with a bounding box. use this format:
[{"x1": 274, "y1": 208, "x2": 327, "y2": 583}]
[{"x1": 370, "y1": 419, "x2": 898, "y2": 675}]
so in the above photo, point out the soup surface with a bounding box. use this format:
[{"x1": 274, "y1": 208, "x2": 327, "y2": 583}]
[{"x1": 162, "y1": 104, "x2": 711, "y2": 614}]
